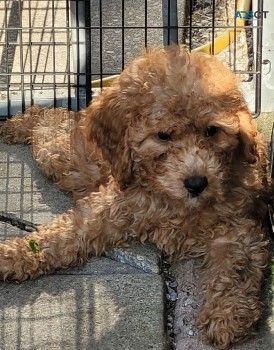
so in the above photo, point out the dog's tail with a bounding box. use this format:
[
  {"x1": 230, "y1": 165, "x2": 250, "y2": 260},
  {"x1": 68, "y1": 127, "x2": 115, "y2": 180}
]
[{"x1": 0, "y1": 105, "x2": 42, "y2": 144}]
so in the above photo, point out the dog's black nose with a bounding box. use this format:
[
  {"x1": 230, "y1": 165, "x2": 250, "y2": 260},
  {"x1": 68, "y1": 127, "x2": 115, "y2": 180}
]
[{"x1": 184, "y1": 176, "x2": 208, "y2": 196}]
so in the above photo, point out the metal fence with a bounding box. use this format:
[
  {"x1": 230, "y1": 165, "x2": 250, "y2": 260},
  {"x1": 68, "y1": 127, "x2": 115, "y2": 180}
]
[{"x1": 0, "y1": 0, "x2": 264, "y2": 120}]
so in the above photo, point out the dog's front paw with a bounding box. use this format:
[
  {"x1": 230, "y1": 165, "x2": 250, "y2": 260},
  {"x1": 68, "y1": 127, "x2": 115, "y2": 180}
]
[
  {"x1": 196, "y1": 311, "x2": 236, "y2": 349},
  {"x1": 0, "y1": 238, "x2": 50, "y2": 281},
  {"x1": 196, "y1": 300, "x2": 260, "y2": 350},
  {"x1": 0, "y1": 240, "x2": 30, "y2": 281}
]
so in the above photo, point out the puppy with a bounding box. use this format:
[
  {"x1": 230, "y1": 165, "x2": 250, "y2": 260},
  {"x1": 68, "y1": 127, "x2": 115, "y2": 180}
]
[{"x1": 0, "y1": 46, "x2": 271, "y2": 349}]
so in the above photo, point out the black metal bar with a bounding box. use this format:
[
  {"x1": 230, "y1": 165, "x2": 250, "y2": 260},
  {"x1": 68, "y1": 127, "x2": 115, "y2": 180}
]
[
  {"x1": 233, "y1": 0, "x2": 238, "y2": 71},
  {"x1": 144, "y1": 0, "x2": 148, "y2": 47},
  {"x1": 189, "y1": 0, "x2": 193, "y2": 50},
  {"x1": 254, "y1": 0, "x2": 263, "y2": 118},
  {"x1": 162, "y1": 0, "x2": 178, "y2": 45},
  {"x1": 66, "y1": 0, "x2": 72, "y2": 110},
  {"x1": 71, "y1": 0, "x2": 88, "y2": 110},
  {"x1": 52, "y1": 0, "x2": 57, "y2": 108},
  {"x1": 75, "y1": 0, "x2": 80, "y2": 109},
  {"x1": 18, "y1": 0, "x2": 25, "y2": 113},
  {"x1": 85, "y1": 0, "x2": 92, "y2": 106},
  {"x1": 0, "y1": 24, "x2": 257, "y2": 31},
  {"x1": 28, "y1": 0, "x2": 34, "y2": 107},
  {"x1": 122, "y1": 0, "x2": 125, "y2": 70},
  {"x1": 0, "y1": 68, "x2": 261, "y2": 81},
  {"x1": 211, "y1": 0, "x2": 215, "y2": 54},
  {"x1": 0, "y1": 0, "x2": 20, "y2": 114},
  {"x1": 270, "y1": 125, "x2": 274, "y2": 178},
  {"x1": 99, "y1": 0, "x2": 103, "y2": 89},
  {"x1": 4, "y1": 0, "x2": 10, "y2": 117}
]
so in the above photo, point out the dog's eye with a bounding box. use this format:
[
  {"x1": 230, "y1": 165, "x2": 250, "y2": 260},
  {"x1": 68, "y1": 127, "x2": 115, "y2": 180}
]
[
  {"x1": 206, "y1": 126, "x2": 218, "y2": 137},
  {"x1": 157, "y1": 132, "x2": 171, "y2": 141}
]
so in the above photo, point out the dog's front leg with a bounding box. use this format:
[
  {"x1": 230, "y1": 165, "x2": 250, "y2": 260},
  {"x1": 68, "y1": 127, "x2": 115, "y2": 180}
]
[
  {"x1": 0, "y1": 189, "x2": 134, "y2": 282},
  {"x1": 196, "y1": 223, "x2": 268, "y2": 349}
]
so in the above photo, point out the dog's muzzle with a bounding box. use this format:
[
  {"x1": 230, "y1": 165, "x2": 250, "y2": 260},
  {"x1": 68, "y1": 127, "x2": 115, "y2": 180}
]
[{"x1": 184, "y1": 176, "x2": 208, "y2": 197}]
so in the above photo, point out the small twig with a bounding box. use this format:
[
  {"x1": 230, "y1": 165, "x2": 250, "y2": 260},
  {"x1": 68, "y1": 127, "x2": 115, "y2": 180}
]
[{"x1": 0, "y1": 211, "x2": 38, "y2": 232}]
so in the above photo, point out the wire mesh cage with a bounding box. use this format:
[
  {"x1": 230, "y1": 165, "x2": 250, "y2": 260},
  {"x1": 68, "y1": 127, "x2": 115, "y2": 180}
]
[{"x1": 0, "y1": 0, "x2": 264, "y2": 120}]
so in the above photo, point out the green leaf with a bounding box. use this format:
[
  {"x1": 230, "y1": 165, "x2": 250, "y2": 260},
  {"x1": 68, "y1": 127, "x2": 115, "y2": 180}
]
[{"x1": 29, "y1": 240, "x2": 41, "y2": 253}]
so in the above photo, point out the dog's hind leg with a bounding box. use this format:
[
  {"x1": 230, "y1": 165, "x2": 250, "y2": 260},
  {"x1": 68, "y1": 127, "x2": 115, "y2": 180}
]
[
  {"x1": 0, "y1": 106, "x2": 43, "y2": 144},
  {"x1": 0, "y1": 106, "x2": 77, "y2": 183},
  {"x1": 0, "y1": 106, "x2": 107, "y2": 198}
]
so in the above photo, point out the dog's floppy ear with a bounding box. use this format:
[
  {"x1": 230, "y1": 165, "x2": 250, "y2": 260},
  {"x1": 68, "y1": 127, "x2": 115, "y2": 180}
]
[
  {"x1": 84, "y1": 84, "x2": 133, "y2": 188},
  {"x1": 238, "y1": 109, "x2": 259, "y2": 164}
]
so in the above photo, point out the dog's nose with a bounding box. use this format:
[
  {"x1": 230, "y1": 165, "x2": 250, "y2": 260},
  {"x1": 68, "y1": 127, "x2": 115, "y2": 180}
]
[{"x1": 184, "y1": 176, "x2": 208, "y2": 196}]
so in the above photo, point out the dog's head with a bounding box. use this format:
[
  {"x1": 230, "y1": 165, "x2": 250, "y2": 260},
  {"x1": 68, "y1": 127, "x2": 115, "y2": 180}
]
[{"x1": 85, "y1": 46, "x2": 261, "y2": 206}]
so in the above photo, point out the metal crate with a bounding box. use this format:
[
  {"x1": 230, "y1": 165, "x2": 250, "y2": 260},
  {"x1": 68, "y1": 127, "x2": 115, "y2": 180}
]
[{"x1": 0, "y1": 0, "x2": 264, "y2": 119}]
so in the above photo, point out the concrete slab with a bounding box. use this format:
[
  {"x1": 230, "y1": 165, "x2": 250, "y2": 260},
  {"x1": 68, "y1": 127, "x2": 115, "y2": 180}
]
[
  {"x1": 107, "y1": 244, "x2": 162, "y2": 274},
  {"x1": 0, "y1": 273, "x2": 166, "y2": 350},
  {"x1": 57, "y1": 256, "x2": 155, "y2": 277}
]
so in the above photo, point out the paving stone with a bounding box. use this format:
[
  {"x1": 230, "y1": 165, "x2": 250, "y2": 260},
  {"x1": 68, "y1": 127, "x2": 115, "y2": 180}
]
[{"x1": 0, "y1": 273, "x2": 166, "y2": 350}]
